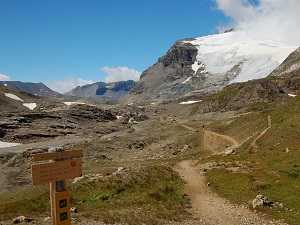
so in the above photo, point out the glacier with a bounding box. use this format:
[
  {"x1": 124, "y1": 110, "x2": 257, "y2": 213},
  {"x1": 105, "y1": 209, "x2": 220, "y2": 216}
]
[{"x1": 184, "y1": 31, "x2": 298, "y2": 84}]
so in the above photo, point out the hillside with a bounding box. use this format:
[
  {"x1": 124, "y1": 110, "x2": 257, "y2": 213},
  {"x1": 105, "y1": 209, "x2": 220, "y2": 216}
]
[{"x1": 0, "y1": 85, "x2": 42, "y2": 112}]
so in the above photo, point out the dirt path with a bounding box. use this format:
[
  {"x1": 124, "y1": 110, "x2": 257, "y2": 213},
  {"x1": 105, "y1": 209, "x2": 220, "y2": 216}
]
[
  {"x1": 174, "y1": 120, "x2": 288, "y2": 225},
  {"x1": 174, "y1": 160, "x2": 287, "y2": 225},
  {"x1": 203, "y1": 130, "x2": 239, "y2": 154},
  {"x1": 251, "y1": 115, "x2": 272, "y2": 149}
]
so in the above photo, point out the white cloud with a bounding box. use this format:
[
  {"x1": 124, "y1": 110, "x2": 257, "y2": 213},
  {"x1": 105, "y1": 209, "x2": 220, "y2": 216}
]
[
  {"x1": 44, "y1": 77, "x2": 94, "y2": 94},
  {"x1": 101, "y1": 66, "x2": 141, "y2": 83},
  {"x1": 0, "y1": 74, "x2": 12, "y2": 81},
  {"x1": 215, "y1": 0, "x2": 300, "y2": 45}
]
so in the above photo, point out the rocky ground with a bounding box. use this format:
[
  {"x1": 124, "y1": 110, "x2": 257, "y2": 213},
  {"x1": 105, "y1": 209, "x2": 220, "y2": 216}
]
[{"x1": 0, "y1": 100, "x2": 294, "y2": 225}]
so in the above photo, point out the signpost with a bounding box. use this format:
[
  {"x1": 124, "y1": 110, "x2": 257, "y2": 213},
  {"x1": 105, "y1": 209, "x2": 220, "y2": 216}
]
[{"x1": 31, "y1": 149, "x2": 83, "y2": 225}]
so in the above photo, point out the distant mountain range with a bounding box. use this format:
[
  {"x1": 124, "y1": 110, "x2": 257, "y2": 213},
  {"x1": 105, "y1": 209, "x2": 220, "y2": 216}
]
[
  {"x1": 0, "y1": 80, "x2": 136, "y2": 102},
  {"x1": 0, "y1": 81, "x2": 63, "y2": 98},
  {"x1": 1, "y1": 31, "x2": 299, "y2": 104},
  {"x1": 64, "y1": 80, "x2": 135, "y2": 102}
]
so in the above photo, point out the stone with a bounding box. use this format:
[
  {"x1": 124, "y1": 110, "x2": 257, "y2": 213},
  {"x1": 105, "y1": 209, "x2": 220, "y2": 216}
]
[
  {"x1": 12, "y1": 215, "x2": 33, "y2": 223},
  {"x1": 252, "y1": 194, "x2": 273, "y2": 209},
  {"x1": 71, "y1": 207, "x2": 78, "y2": 213}
]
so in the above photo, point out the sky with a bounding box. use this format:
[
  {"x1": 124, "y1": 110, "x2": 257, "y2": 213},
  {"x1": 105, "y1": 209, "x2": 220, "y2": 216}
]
[{"x1": 0, "y1": 0, "x2": 300, "y2": 93}]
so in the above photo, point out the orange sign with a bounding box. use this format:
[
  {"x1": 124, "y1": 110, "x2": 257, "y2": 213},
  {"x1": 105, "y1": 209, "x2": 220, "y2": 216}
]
[
  {"x1": 33, "y1": 150, "x2": 83, "y2": 162},
  {"x1": 31, "y1": 158, "x2": 82, "y2": 186},
  {"x1": 55, "y1": 190, "x2": 71, "y2": 225}
]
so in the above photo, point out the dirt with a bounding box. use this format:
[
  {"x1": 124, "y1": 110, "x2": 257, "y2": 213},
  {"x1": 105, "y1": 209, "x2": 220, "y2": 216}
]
[
  {"x1": 203, "y1": 130, "x2": 239, "y2": 154},
  {"x1": 251, "y1": 115, "x2": 272, "y2": 149},
  {"x1": 173, "y1": 123, "x2": 288, "y2": 225},
  {"x1": 174, "y1": 160, "x2": 288, "y2": 225}
]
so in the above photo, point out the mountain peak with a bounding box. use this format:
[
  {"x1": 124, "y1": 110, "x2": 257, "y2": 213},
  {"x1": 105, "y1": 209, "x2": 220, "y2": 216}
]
[{"x1": 123, "y1": 31, "x2": 298, "y2": 103}]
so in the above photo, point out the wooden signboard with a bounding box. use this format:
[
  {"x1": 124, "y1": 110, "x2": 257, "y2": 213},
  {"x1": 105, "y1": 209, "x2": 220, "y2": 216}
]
[
  {"x1": 31, "y1": 149, "x2": 83, "y2": 225},
  {"x1": 55, "y1": 190, "x2": 71, "y2": 225},
  {"x1": 31, "y1": 158, "x2": 82, "y2": 186},
  {"x1": 33, "y1": 150, "x2": 83, "y2": 162}
]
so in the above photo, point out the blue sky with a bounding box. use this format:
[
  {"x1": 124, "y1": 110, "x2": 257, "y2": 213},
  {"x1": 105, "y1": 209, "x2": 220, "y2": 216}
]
[
  {"x1": 0, "y1": 0, "x2": 230, "y2": 92},
  {"x1": 1, "y1": 0, "x2": 299, "y2": 93}
]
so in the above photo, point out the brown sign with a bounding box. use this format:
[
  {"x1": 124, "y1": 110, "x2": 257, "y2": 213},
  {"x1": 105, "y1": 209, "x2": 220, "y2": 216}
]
[
  {"x1": 55, "y1": 190, "x2": 71, "y2": 225},
  {"x1": 33, "y1": 150, "x2": 83, "y2": 162},
  {"x1": 31, "y1": 158, "x2": 82, "y2": 186}
]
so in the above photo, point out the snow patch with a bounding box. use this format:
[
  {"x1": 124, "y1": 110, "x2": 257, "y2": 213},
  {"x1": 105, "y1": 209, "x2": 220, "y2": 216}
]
[
  {"x1": 288, "y1": 94, "x2": 297, "y2": 97},
  {"x1": 5, "y1": 93, "x2": 23, "y2": 101},
  {"x1": 179, "y1": 100, "x2": 201, "y2": 105},
  {"x1": 23, "y1": 103, "x2": 37, "y2": 110},
  {"x1": 0, "y1": 141, "x2": 21, "y2": 148},
  {"x1": 182, "y1": 77, "x2": 192, "y2": 84},
  {"x1": 63, "y1": 102, "x2": 86, "y2": 106}
]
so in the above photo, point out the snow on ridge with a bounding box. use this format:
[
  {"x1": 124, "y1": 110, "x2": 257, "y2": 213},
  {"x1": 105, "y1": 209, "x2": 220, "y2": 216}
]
[
  {"x1": 184, "y1": 31, "x2": 298, "y2": 84},
  {"x1": 0, "y1": 141, "x2": 21, "y2": 148},
  {"x1": 179, "y1": 100, "x2": 201, "y2": 105},
  {"x1": 63, "y1": 102, "x2": 86, "y2": 106},
  {"x1": 5, "y1": 93, "x2": 24, "y2": 101}
]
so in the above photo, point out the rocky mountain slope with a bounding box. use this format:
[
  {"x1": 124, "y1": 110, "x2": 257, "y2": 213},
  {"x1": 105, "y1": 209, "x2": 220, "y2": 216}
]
[
  {"x1": 123, "y1": 31, "x2": 297, "y2": 103},
  {"x1": 0, "y1": 81, "x2": 63, "y2": 98},
  {"x1": 65, "y1": 80, "x2": 135, "y2": 102}
]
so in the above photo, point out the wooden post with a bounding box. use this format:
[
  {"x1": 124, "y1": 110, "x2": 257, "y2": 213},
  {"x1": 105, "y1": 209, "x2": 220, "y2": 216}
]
[
  {"x1": 48, "y1": 148, "x2": 67, "y2": 225},
  {"x1": 50, "y1": 181, "x2": 57, "y2": 225},
  {"x1": 31, "y1": 149, "x2": 83, "y2": 225}
]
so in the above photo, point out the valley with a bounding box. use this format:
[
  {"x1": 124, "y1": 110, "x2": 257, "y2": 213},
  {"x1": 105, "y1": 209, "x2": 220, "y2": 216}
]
[{"x1": 0, "y1": 95, "x2": 299, "y2": 224}]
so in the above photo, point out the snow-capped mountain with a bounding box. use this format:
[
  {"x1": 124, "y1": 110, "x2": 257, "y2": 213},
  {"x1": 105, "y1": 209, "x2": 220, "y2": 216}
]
[
  {"x1": 123, "y1": 31, "x2": 298, "y2": 103},
  {"x1": 185, "y1": 31, "x2": 297, "y2": 84}
]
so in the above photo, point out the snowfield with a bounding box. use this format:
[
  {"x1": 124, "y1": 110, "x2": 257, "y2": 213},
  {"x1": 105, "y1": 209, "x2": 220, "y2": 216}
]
[{"x1": 184, "y1": 31, "x2": 298, "y2": 84}]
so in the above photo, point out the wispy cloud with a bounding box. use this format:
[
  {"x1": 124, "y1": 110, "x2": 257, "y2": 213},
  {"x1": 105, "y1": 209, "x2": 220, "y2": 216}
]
[
  {"x1": 0, "y1": 74, "x2": 12, "y2": 81},
  {"x1": 101, "y1": 66, "x2": 141, "y2": 83},
  {"x1": 215, "y1": 0, "x2": 300, "y2": 45},
  {"x1": 44, "y1": 77, "x2": 94, "y2": 94}
]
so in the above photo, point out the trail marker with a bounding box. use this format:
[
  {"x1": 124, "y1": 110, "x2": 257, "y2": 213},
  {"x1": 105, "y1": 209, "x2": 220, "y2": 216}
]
[{"x1": 31, "y1": 149, "x2": 83, "y2": 225}]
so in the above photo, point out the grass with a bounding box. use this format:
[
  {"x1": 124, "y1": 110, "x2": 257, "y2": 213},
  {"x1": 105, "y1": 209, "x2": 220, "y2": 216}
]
[
  {"x1": 204, "y1": 96, "x2": 300, "y2": 225},
  {"x1": 0, "y1": 185, "x2": 50, "y2": 220},
  {"x1": 0, "y1": 165, "x2": 190, "y2": 224},
  {"x1": 70, "y1": 165, "x2": 190, "y2": 224}
]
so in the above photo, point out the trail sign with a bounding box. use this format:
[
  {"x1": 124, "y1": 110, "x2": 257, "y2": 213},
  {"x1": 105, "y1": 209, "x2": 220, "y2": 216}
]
[
  {"x1": 33, "y1": 150, "x2": 83, "y2": 162},
  {"x1": 31, "y1": 158, "x2": 82, "y2": 186},
  {"x1": 31, "y1": 149, "x2": 83, "y2": 225},
  {"x1": 55, "y1": 190, "x2": 71, "y2": 225}
]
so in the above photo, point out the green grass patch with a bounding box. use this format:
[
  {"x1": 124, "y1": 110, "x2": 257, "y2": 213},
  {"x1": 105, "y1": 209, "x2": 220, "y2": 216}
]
[
  {"x1": 69, "y1": 165, "x2": 189, "y2": 224},
  {"x1": 205, "y1": 96, "x2": 300, "y2": 225}
]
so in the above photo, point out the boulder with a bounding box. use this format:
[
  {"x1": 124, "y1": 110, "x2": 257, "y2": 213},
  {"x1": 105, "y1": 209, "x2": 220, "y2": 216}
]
[{"x1": 252, "y1": 194, "x2": 273, "y2": 208}]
